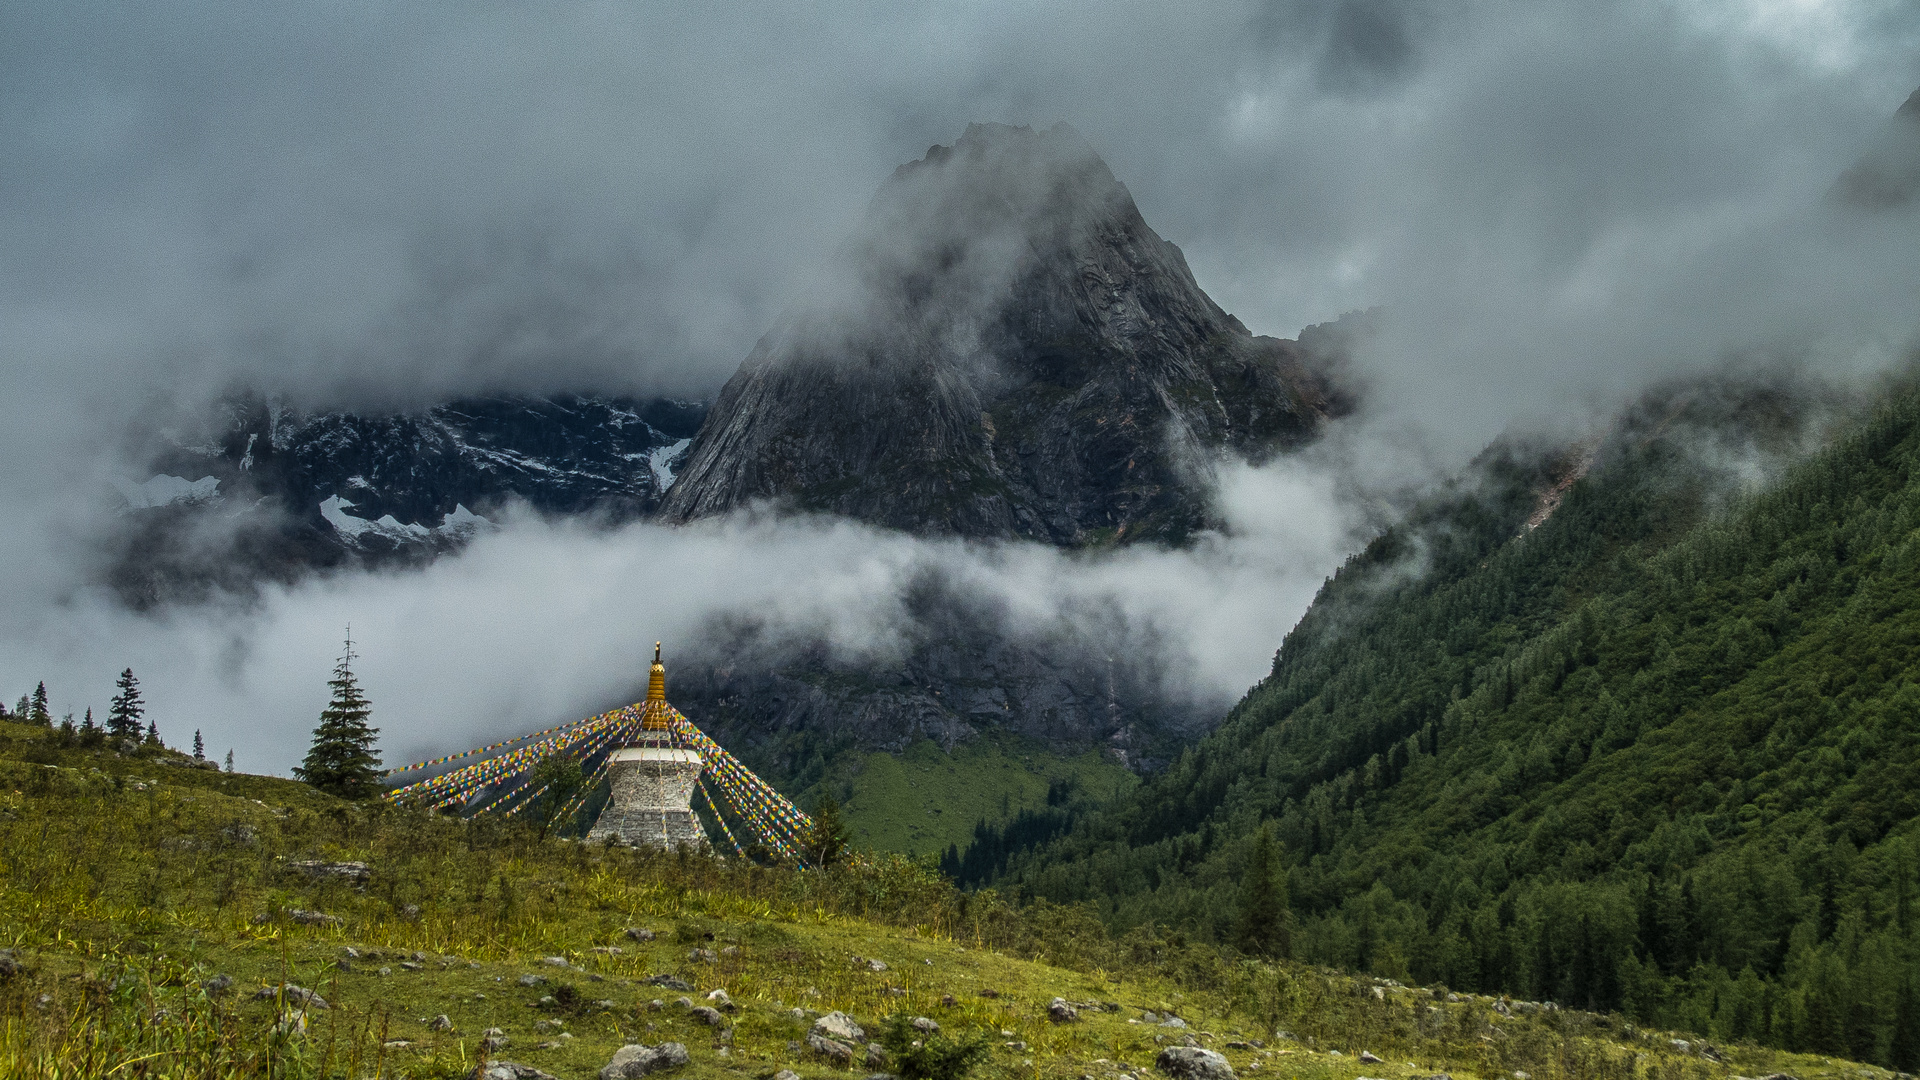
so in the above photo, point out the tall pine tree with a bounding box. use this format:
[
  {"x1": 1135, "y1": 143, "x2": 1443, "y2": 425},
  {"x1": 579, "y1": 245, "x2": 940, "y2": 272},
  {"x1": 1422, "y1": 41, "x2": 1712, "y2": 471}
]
[
  {"x1": 1234, "y1": 824, "x2": 1292, "y2": 958},
  {"x1": 806, "y1": 791, "x2": 851, "y2": 868},
  {"x1": 192, "y1": 730, "x2": 204, "y2": 760},
  {"x1": 293, "y1": 634, "x2": 381, "y2": 799},
  {"x1": 106, "y1": 670, "x2": 143, "y2": 739},
  {"x1": 29, "y1": 682, "x2": 51, "y2": 727}
]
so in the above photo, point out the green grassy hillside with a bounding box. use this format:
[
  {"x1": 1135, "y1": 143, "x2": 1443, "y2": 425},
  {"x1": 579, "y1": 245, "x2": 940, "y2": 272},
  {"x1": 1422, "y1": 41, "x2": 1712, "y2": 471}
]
[
  {"x1": 1001, "y1": 376, "x2": 1920, "y2": 1067},
  {"x1": 838, "y1": 736, "x2": 1135, "y2": 856},
  {"x1": 0, "y1": 719, "x2": 1859, "y2": 1080}
]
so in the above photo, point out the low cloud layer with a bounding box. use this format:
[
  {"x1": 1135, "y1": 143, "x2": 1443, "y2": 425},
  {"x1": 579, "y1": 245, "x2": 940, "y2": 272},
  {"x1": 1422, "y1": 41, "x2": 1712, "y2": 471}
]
[
  {"x1": 8, "y1": 455, "x2": 1361, "y2": 774},
  {"x1": 3, "y1": 1, "x2": 1920, "y2": 770}
]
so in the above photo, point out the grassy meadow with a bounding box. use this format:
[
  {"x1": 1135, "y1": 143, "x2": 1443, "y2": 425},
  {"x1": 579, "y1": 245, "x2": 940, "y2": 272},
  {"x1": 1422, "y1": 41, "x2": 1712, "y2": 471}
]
[{"x1": 0, "y1": 718, "x2": 1887, "y2": 1080}]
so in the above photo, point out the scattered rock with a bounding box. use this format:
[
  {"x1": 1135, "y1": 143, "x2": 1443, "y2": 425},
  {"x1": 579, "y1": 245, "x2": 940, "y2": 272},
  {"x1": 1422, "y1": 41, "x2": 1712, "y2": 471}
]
[
  {"x1": 341, "y1": 947, "x2": 361, "y2": 960},
  {"x1": 912, "y1": 1017, "x2": 940, "y2": 1034},
  {"x1": 863, "y1": 958, "x2": 888, "y2": 972},
  {"x1": 591, "y1": 947, "x2": 623, "y2": 956},
  {"x1": 706, "y1": 989, "x2": 734, "y2": 1010},
  {"x1": 272, "y1": 1010, "x2": 307, "y2": 1038},
  {"x1": 400, "y1": 962, "x2": 423, "y2": 972},
  {"x1": 286, "y1": 860, "x2": 372, "y2": 886},
  {"x1": 286, "y1": 909, "x2": 344, "y2": 928},
  {"x1": 253, "y1": 984, "x2": 328, "y2": 1009},
  {"x1": 720, "y1": 945, "x2": 740, "y2": 958},
  {"x1": 690, "y1": 1006, "x2": 724, "y2": 1026},
  {"x1": 625, "y1": 927, "x2": 656, "y2": 942},
  {"x1": 1360, "y1": 1052, "x2": 1383, "y2": 1064},
  {"x1": 400, "y1": 904, "x2": 422, "y2": 918},
  {"x1": 674, "y1": 997, "x2": 693, "y2": 1009},
  {"x1": 202, "y1": 974, "x2": 233, "y2": 996},
  {"x1": 1162, "y1": 1016, "x2": 1188, "y2": 1029},
  {"x1": 480, "y1": 1034, "x2": 510, "y2": 1053},
  {"x1": 772, "y1": 1071, "x2": 800, "y2": 1080},
  {"x1": 377, "y1": 967, "x2": 392, "y2": 976},
  {"x1": 939, "y1": 994, "x2": 957, "y2": 1007},
  {"x1": 978, "y1": 988, "x2": 1000, "y2": 999},
  {"x1": 534, "y1": 1019, "x2": 565, "y2": 1034},
  {"x1": 687, "y1": 948, "x2": 717, "y2": 963},
  {"x1": 808, "y1": 1033, "x2": 855, "y2": 1065},
  {"x1": 813, "y1": 1011, "x2": 866, "y2": 1043},
  {"x1": 645, "y1": 975, "x2": 693, "y2": 991},
  {"x1": 517, "y1": 974, "x2": 544, "y2": 987},
  {"x1": 473, "y1": 1063, "x2": 560, "y2": 1080},
  {"x1": 865, "y1": 1042, "x2": 888, "y2": 1067},
  {"x1": 428, "y1": 1014, "x2": 454, "y2": 1032},
  {"x1": 384, "y1": 1039, "x2": 414, "y2": 1050},
  {"x1": 542, "y1": 956, "x2": 571, "y2": 968},
  {"x1": 0, "y1": 951, "x2": 18, "y2": 979},
  {"x1": 1143, "y1": 1011, "x2": 1160, "y2": 1023},
  {"x1": 599, "y1": 1042, "x2": 691, "y2": 1080},
  {"x1": 1156, "y1": 1047, "x2": 1235, "y2": 1080},
  {"x1": 1049, "y1": 998, "x2": 1079, "y2": 1023}
]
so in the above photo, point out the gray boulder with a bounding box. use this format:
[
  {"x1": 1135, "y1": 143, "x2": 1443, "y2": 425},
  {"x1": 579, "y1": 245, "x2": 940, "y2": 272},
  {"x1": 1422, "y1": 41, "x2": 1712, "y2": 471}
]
[
  {"x1": 1156, "y1": 1047, "x2": 1235, "y2": 1080},
  {"x1": 600, "y1": 1042, "x2": 691, "y2": 1079},
  {"x1": 473, "y1": 1063, "x2": 560, "y2": 1080},
  {"x1": 807, "y1": 1033, "x2": 855, "y2": 1065},
  {"x1": 1048, "y1": 998, "x2": 1079, "y2": 1023},
  {"x1": 813, "y1": 1011, "x2": 865, "y2": 1042},
  {"x1": 690, "y1": 1006, "x2": 724, "y2": 1026}
]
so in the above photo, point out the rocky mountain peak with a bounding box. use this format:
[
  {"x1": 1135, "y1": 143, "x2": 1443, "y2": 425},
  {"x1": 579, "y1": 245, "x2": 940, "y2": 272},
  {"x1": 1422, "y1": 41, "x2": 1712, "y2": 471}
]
[{"x1": 661, "y1": 123, "x2": 1352, "y2": 545}]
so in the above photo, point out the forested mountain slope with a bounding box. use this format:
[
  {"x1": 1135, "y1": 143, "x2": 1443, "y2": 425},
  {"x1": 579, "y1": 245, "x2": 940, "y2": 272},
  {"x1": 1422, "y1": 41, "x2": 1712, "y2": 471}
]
[{"x1": 1002, "y1": 374, "x2": 1920, "y2": 1066}]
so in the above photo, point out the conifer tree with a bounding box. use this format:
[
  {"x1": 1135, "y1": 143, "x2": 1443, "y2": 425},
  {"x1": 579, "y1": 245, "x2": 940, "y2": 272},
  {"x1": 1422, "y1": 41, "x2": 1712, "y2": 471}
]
[
  {"x1": 293, "y1": 635, "x2": 381, "y2": 799},
  {"x1": 530, "y1": 752, "x2": 585, "y2": 839},
  {"x1": 106, "y1": 670, "x2": 143, "y2": 739},
  {"x1": 144, "y1": 719, "x2": 160, "y2": 747},
  {"x1": 1234, "y1": 824, "x2": 1292, "y2": 958},
  {"x1": 80, "y1": 708, "x2": 96, "y2": 733},
  {"x1": 192, "y1": 730, "x2": 205, "y2": 760},
  {"x1": 224, "y1": 750, "x2": 234, "y2": 773},
  {"x1": 9, "y1": 696, "x2": 23, "y2": 720},
  {"x1": 29, "y1": 682, "x2": 50, "y2": 727},
  {"x1": 806, "y1": 790, "x2": 851, "y2": 868}
]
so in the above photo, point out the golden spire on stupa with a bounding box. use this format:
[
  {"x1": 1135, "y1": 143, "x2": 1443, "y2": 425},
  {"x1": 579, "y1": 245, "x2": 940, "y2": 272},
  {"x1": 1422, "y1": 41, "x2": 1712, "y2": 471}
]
[{"x1": 640, "y1": 642, "x2": 671, "y2": 731}]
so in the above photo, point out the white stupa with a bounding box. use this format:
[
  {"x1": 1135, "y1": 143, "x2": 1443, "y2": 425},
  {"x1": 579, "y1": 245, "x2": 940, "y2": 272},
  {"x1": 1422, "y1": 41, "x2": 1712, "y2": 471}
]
[{"x1": 584, "y1": 644, "x2": 707, "y2": 850}]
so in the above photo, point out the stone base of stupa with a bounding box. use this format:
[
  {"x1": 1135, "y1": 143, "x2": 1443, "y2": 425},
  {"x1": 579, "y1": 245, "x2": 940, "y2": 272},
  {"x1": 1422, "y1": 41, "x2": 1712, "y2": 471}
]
[{"x1": 586, "y1": 746, "x2": 707, "y2": 850}]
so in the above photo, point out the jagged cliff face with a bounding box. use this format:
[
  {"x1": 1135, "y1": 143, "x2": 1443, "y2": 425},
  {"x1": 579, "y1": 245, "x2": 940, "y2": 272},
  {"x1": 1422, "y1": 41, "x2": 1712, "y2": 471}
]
[
  {"x1": 661, "y1": 123, "x2": 1348, "y2": 545},
  {"x1": 106, "y1": 394, "x2": 703, "y2": 605}
]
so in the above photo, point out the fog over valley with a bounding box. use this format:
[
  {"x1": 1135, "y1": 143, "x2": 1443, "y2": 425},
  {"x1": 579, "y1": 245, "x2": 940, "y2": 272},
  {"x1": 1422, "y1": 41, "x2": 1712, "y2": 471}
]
[{"x1": 5, "y1": 0, "x2": 1920, "y2": 773}]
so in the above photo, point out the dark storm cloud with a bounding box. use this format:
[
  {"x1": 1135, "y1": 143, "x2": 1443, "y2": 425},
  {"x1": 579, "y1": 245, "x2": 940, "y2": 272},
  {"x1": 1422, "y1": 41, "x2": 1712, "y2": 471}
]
[{"x1": 4, "y1": 0, "x2": 1920, "y2": 770}]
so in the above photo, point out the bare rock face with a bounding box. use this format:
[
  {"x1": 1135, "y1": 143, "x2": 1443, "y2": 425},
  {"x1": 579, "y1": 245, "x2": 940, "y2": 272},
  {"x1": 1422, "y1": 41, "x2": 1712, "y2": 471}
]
[{"x1": 662, "y1": 122, "x2": 1350, "y2": 546}]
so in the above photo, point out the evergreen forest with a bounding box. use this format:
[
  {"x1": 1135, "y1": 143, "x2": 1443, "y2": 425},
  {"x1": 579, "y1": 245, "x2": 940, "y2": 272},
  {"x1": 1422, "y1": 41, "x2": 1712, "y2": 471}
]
[{"x1": 974, "y1": 373, "x2": 1920, "y2": 1068}]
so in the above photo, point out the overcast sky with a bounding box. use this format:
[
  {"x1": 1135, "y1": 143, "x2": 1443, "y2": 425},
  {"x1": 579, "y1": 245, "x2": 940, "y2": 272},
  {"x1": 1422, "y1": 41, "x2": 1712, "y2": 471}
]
[{"x1": 3, "y1": 0, "x2": 1919, "y2": 772}]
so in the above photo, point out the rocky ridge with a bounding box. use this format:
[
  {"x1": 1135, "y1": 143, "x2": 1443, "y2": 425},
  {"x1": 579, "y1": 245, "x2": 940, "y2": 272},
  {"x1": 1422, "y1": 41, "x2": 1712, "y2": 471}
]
[{"x1": 661, "y1": 122, "x2": 1354, "y2": 546}]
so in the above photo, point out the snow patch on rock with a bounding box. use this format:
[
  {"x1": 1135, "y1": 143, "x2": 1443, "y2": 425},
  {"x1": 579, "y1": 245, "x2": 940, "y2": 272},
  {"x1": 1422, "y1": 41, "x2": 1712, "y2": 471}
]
[
  {"x1": 115, "y1": 474, "x2": 221, "y2": 509},
  {"x1": 648, "y1": 439, "x2": 692, "y2": 492}
]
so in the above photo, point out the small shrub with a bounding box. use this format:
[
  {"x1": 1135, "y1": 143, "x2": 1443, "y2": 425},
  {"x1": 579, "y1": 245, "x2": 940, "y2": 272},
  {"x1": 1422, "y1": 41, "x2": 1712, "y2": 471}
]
[{"x1": 878, "y1": 1013, "x2": 992, "y2": 1080}]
